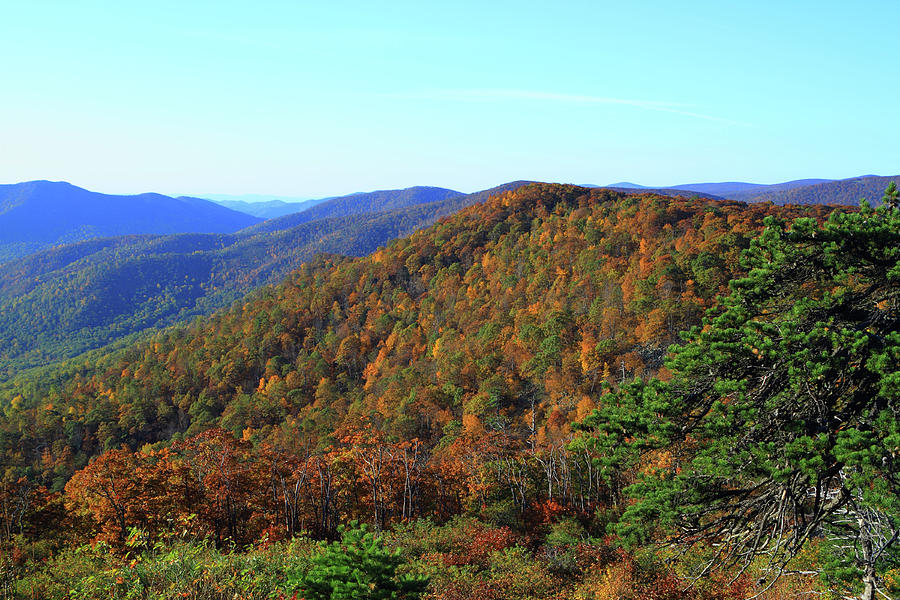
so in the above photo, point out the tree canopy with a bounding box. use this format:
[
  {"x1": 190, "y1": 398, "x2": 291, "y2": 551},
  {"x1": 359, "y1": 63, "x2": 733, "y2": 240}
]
[{"x1": 579, "y1": 200, "x2": 900, "y2": 599}]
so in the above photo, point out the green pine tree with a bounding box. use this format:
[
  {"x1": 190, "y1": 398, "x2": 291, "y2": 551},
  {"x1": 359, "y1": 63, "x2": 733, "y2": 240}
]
[
  {"x1": 883, "y1": 180, "x2": 899, "y2": 209},
  {"x1": 290, "y1": 522, "x2": 428, "y2": 600},
  {"x1": 577, "y1": 192, "x2": 900, "y2": 600}
]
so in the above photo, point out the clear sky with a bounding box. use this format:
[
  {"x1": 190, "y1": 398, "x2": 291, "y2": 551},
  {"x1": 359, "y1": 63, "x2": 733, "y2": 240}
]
[{"x1": 1, "y1": 0, "x2": 898, "y2": 197}]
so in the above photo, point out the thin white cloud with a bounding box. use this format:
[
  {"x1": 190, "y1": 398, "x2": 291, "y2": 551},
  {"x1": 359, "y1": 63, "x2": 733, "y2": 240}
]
[{"x1": 383, "y1": 88, "x2": 749, "y2": 126}]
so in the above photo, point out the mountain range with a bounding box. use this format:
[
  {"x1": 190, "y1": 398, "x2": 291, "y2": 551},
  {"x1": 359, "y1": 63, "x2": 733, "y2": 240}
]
[
  {"x1": 0, "y1": 184, "x2": 834, "y2": 492},
  {"x1": 0, "y1": 173, "x2": 897, "y2": 379},
  {"x1": 207, "y1": 187, "x2": 465, "y2": 221},
  {"x1": 0, "y1": 158, "x2": 897, "y2": 600},
  {"x1": 730, "y1": 175, "x2": 900, "y2": 205},
  {"x1": 207, "y1": 197, "x2": 327, "y2": 219},
  {"x1": 0, "y1": 178, "x2": 895, "y2": 597},
  {"x1": 602, "y1": 179, "x2": 832, "y2": 196},
  {"x1": 242, "y1": 186, "x2": 466, "y2": 235},
  {"x1": 603, "y1": 175, "x2": 899, "y2": 205},
  {"x1": 671, "y1": 179, "x2": 832, "y2": 197},
  {"x1": 0, "y1": 182, "x2": 527, "y2": 377},
  {"x1": 0, "y1": 181, "x2": 260, "y2": 262}
]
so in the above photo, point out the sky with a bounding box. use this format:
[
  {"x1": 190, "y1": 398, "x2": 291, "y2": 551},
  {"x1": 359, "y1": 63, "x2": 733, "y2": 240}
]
[{"x1": 1, "y1": 0, "x2": 898, "y2": 198}]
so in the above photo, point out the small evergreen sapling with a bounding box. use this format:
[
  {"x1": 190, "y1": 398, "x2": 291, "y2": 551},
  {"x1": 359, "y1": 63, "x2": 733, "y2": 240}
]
[{"x1": 289, "y1": 521, "x2": 427, "y2": 600}]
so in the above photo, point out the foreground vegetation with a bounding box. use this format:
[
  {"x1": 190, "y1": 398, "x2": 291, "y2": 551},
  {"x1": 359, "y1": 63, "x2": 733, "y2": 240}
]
[{"x1": 13, "y1": 517, "x2": 779, "y2": 600}]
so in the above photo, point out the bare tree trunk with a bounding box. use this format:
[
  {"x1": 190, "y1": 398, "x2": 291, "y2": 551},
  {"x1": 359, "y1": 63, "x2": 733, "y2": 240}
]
[
  {"x1": 860, "y1": 568, "x2": 876, "y2": 600},
  {"x1": 859, "y1": 513, "x2": 877, "y2": 600}
]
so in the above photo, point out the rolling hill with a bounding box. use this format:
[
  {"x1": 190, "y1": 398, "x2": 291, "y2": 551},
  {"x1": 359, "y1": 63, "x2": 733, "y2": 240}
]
[{"x1": 0, "y1": 181, "x2": 262, "y2": 262}]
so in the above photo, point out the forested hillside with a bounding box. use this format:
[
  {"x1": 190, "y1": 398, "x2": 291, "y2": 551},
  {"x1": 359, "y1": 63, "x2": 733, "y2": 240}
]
[
  {"x1": 7, "y1": 183, "x2": 892, "y2": 600},
  {"x1": 736, "y1": 174, "x2": 900, "y2": 205},
  {"x1": 0, "y1": 184, "x2": 829, "y2": 494},
  {"x1": 601, "y1": 175, "x2": 900, "y2": 206},
  {"x1": 0, "y1": 183, "x2": 527, "y2": 377},
  {"x1": 243, "y1": 186, "x2": 464, "y2": 235}
]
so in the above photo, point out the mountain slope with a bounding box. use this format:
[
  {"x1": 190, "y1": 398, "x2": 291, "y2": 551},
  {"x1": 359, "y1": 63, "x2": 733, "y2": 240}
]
[
  {"x1": 738, "y1": 175, "x2": 900, "y2": 205},
  {"x1": 0, "y1": 181, "x2": 262, "y2": 261},
  {"x1": 243, "y1": 186, "x2": 464, "y2": 235},
  {"x1": 0, "y1": 184, "x2": 834, "y2": 487},
  {"x1": 0, "y1": 182, "x2": 529, "y2": 377}
]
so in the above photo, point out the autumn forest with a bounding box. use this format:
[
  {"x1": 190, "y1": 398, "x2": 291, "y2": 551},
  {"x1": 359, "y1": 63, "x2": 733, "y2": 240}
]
[{"x1": 0, "y1": 182, "x2": 898, "y2": 600}]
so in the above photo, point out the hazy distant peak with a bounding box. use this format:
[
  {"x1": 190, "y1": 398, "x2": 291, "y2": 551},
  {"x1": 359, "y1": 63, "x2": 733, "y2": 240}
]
[
  {"x1": 198, "y1": 193, "x2": 313, "y2": 204},
  {"x1": 670, "y1": 182, "x2": 765, "y2": 195},
  {"x1": 594, "y1": 178, "x2": 840, "y2": 200},
  {"x1": 605, "y1": 182, "x2": 648, "y2": 189},
  {"x1": 241, "y1": 185, "x2": 466, "y2": 235},
  {"x1": 0, "y1": 180, "x2": 261, "y2": 260}
]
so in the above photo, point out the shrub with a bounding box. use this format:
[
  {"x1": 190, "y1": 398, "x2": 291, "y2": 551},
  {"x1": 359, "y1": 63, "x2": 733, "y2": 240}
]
[{"x1": 287, "y1": 522, "x2": 428, "y2": 600}]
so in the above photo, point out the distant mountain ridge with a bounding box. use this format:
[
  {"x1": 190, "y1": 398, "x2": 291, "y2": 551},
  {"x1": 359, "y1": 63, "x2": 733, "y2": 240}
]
[
  {"x1": 604, "y1": 181, "x2": 648, "y2": 189},
  {"x1": 604, "y1": 187, "x2": 725, "y2": 200},
  {"x1": 210, "y1": 198, "x2": 328, "y2": 219},
  {"x1": 670, "y1": 179, "x2": 833, "y2": 197},
  {"x1": 601, "y1": 178, "x2": 834, "y2": 198},
  {"x1": 243, "y1": 186, "x2": 465, "y2": 235},
  {"x1": 600, "y1": 175, "x2": 898, "y2": 206},
  {"x1": 1, "y1": 172, "x2": 894, "y2": 378},
  {"x1": 5, "y1": 176, "x2": 895, "y2": 268},
  {"x1": 737, "y1": 175, "x2": 900, "y2": 205},
  {"x1": 199, "y1": 193, "x2": 312, "y2": 203},
  {"x1": 670, "y1": 182, "x2": 767, "y2": 195},
  {"x1": 0, "y1": 181, "x2": 261, "y2": 262}
]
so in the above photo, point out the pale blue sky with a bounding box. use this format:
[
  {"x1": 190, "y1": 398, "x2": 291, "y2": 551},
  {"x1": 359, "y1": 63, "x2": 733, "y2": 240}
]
[{"x1": 1, "y1": 1, "x2": 897, "y2": 197}]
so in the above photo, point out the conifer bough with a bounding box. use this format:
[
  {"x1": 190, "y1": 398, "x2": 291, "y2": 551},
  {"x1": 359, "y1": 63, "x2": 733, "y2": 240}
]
[{"x1": 579, "y1": 190, "x2": 900, "y2": 600}]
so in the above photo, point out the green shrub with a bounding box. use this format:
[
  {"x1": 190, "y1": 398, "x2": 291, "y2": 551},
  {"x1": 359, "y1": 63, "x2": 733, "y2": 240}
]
[{"x1": 287, "y1": 522, "x2": 428, "y2": 600}]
